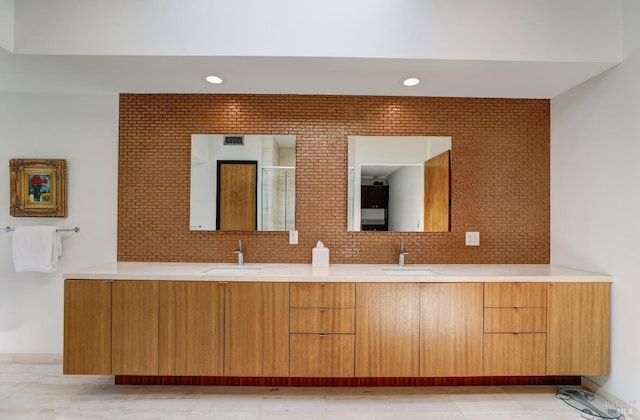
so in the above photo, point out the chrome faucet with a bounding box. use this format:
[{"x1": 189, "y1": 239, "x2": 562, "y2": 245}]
[
  {"x1": 399, "y1": 241, "x2": 409, "y2": 266},
  {"x1": 234, "y1": 240, "x2": 244, "y2": 265}
]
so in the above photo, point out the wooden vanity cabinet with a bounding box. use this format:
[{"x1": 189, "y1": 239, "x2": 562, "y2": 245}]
[
  {"x1": 420, "y1": 283, "x2": 483, "y2": 377},
  {"x1": 224, "y1": 282, "x2": 289, "y2": 377},
  {"x1": 111, "y1": 280, "x2": 159, "y2": 375},
  {"x1": 63, "y1": 279, "x2": 112, "y2": 374},
  {"x1": 483, "y1": 283, "x2": 547, "y2": 376},
  {"x1": 289, "y1": 283, "x2": 356, "y2": 377},
  {"x1": 356, "y1": 282, "x2": 483, "y2": 378},
  {"x1": 64, "y1": 278, "x2": 611, "y2": 381},
  {"x1": 158, "y1": 281, "x2": 224, "y2": 376},
  {"x1": 547, "y1": 282, "x2": 610, "y2": 376},
  {"x1": 356, "y1": 283, "x2": 420, "y2": 377},
  {"x1": 64, "y1": 279, "x2": 159, "y2": 376}
]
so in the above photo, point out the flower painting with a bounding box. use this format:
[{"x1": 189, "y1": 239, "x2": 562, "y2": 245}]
[
  {"x1": 29, "y1": 174, "x2": 51, "y2": 202},
  {"x1": 10, "y1": 159, "x2": 67, "y2": 217}
]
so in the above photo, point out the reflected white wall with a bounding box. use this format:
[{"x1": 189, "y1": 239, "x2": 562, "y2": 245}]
[{"x1": 388, "y1": 165, "x2": 422, "y2": 231}]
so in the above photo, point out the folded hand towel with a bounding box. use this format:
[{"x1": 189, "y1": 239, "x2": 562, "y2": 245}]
[{"x1": 12, "y1": 226, "x2": 62, "y2": 273}]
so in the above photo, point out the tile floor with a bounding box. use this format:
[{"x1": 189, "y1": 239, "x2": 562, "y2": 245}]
[{"x1": 0, "y1": 358, "x2": 588, "y2": 419}]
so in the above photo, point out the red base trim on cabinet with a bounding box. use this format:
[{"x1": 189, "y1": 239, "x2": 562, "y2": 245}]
[{"x1": 115, "y1": 375, "x2": 581, "y2": 386}]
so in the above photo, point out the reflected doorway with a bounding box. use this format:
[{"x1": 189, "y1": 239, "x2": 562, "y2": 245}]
[{"x1": 216, "y1": 161, "x2": 257, "y2": 230}]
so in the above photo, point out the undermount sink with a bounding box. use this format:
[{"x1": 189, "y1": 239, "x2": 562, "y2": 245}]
[
  {"x1": 382, "y1": 268, "x2": 439, "y2": 276},
  {"x1": 203, "y1": 266, "x2": 262, "y2": 275}
]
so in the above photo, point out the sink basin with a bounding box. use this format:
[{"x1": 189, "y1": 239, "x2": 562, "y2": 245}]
[
  {"x1": 203, "y1": 266, "x2": 262, "y2": 275},
  {"x1": 382, "y1": 268, "x2": 439, "y2": 276}
]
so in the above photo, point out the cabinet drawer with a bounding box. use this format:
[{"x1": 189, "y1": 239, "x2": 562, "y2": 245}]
[
  {"x1": 290, "y1": 333, "x2": 355, "y2": 377},
  {"x1": 290, "y1": 308, "x2": 355, "y2": 333},
  {"x1": 484, "y1": 308, "x2": 546, "y2": 333},
  {"x1": 483, "y1": 333, "x2": 546, "y2": 376},
  {"x1": 484, "y1": 283, "x2": 547, "y2": 308},
  {"x1": 290, "y1": 283, "x2": 355, "y2": 308}
]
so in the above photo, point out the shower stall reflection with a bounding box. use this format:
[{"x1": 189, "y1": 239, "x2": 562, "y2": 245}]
[{"x1": 261, "y1": 166, "x2": 295, "y2": 231}]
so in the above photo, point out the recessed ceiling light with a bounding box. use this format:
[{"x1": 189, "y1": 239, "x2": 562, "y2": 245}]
[
  {"x1": 403, "y1": 77, "x2": 420, "y2": 87},
  {"x1": 205, "y1": 75, "x2": 223, "y2": 85}
]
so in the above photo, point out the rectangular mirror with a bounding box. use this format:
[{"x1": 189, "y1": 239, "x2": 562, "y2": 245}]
[
  {"x1": 190, "y1": 134, "x2": 295, "y2": 231},
  {"x1": 348, "y1": 136, "x2": 452, "y2": 232}
]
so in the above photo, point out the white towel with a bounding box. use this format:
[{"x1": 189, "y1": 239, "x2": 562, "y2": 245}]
[{"x1": 12, "y1": 226, "x2": 62, "y2": 273}]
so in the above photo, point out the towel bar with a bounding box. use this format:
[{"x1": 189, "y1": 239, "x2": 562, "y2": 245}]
[{"x1": 3, "y1": 226, "x2": 79, "y2": 233}]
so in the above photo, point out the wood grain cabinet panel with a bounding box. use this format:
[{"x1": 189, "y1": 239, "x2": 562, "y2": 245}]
[
  {"x1": 289, "y1": 282, "x2": 355, "y2": 378},
  {"x1": 158, "y1": 281, "x2": 224, "y2": 376},
  {"x1": 484, "y1": 283, "x2": 547, "y2": 308},
  {"x1": 483, "y1": 333, "x2": 546, "y2": 376},
  {"x1": 290, "y1": 308, "x2": 355, "y2": 334},
  {"x1": 355, "y1": 283, "x2": 419, "y2": 377},
  {"x1": 482, "y1": 282, "x2": 549, "y2": 376},
  {"x1": 547, "y1": 282, "x2": 610, "y2": 376},
  {"x1": 290, "y1": 334, "x2": 355, "y2": 377},
  {"x1": 63, "y1": 280, "x2": 112, "y2": 375},
  {"x1": 111, "y1": 280, "x2": 159, "y2": 375},
  {"x1": 224, "y1": 282, "x2": 289, "y2": 377},
  {"x1": 290, "y1": 283, "x2": 355, "y2": 308},
  {"x1": 420, "y1": 283, "x2": 483, "y2": 377},
  {"x1": 484, "y1": 308, "x2": 546, "y2": 333},
  {"x1": 63, "y1": 278, "x2": 610, "y2": 380}
]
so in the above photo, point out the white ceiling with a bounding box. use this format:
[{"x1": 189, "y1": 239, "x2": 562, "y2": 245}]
[
  {"x1": 0, "y1": 0, "x2": 622, "y2": 98},
  {"x1": 0, "y1": 48, "x2": 618, "y2": 98}
]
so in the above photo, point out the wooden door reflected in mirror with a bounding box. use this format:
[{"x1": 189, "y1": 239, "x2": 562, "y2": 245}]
[
  {"x1": 217, "y1": 161, "x2": 257, "y2": 231},
  {"x1": 424, "y1": 150, "x2": 451, "y2": 232}
]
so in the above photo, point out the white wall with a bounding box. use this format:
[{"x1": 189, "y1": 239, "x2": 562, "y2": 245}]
[
  {"x1": 551, "y1": 0, "x2": 640, "y2": 408},
  {"x1": 13, "y1": 0, "x2": 620, "y2": 63},
  {"x1": 388, "y1": 166, "x2": 422, "y2": 231},
  {"x1": 0, "y1": 93, "x2": 118, "y2": 353},
  {"x1": 0, "y1": 0, "x2": 13, "y2": 51}
]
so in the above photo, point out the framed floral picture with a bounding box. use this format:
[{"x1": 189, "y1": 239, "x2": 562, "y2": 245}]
[{"x1": 10, "y1": 159, "x2": 67, "y2": 217}]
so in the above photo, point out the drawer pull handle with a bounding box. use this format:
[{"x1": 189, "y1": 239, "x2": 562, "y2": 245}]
[
  {"x1": 319, "y1": 333, "x2": 326, "y2": 337},
  {"x1": 319, "y1": 307, "x2": 327, "y2": 311}
]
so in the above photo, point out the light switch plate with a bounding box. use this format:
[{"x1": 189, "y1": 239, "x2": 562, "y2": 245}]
[
  {"x1": 289, "y1": 230, "x2": 298, "y2": 245},
  {"x1": 465, "y1": 231, "x2": 480, "y2": 246}
]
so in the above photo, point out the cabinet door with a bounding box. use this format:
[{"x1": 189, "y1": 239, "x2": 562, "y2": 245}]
[
  {"x1": 547, "y1": 283, "x2": 610, "y2": 375},
  {"x1": 290, "y1": 334, "x2": 355, "y2": 377},
  {"x1": 420, "y1": 283, "x2": 483, "y2": 377},
  {"x1": 159, "y1": 281, "x2": 224, "y2": 376},
  {"x1": 63, "y1": 280, "x2": 112, "y2": 375},
  {"x1": 224, "y1": 282, "x2": 289, "y2": 376},
  {"x1": 355, "y1": 283, "x2": 419, "y2": 377},
  {"x1": 484, "y1": 333, "x2": 546, "y2": 376},
  {"x1": 112, "y1": 280, "x2": 159, "y2": 375},
  {"x1": 361, "y1": 185, "x2": 388, "y2": 208}
]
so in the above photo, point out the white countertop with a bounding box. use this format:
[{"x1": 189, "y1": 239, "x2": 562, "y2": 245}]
[{"x1": 64, "y1": 262, "x2": 613, "y2": 283}]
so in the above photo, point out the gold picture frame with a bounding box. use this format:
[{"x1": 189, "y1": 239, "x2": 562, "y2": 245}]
[{"x1": 10, "y1": 159, "x2": 67, "y2": 217}]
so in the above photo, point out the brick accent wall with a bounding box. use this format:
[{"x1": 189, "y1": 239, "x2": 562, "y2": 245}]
[{"x1": 118, "y1": 94, "x2": 549, "y2": 264}]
